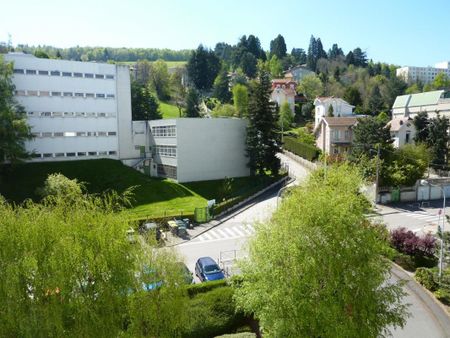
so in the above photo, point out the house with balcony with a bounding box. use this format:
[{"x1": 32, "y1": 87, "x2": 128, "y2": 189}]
[{"x1": 315, "y1": 117, "x2": 358, "y2": 155}]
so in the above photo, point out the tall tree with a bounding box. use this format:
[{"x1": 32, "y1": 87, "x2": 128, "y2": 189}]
[
  {"x1": 269, "y1": 34, "x2": 287, "y2": 59},
  {"x1": 316, "y1": 38, "x2": 327, "y2": 60},
  {"x1": 278, "y1": 101, "x2": 293, "y2": 130},
  {"x1": 269, "y1": 55, "x2": 283, "y2": 78},
  {"x1": 184, "y1": 88, "x2": 201, "y2": 117},
  {"x1": 234, "y1": 164, "x2": 408, "y2": 337},
  {"x1": 431, "y1": 73, "x2": 450, "y2": 90},
  {"x1": 368, "y1": 85, "x2": 384, "y2": 115},
  {"x1": 240, "y1": 52, "x2": 258, "y2": 78},
  {"x1": 328, "y1": 43, "x2": 344, "y2": 59},
  {"x1": 0, "y1": 56, "x2": 33, "y2": 164},
  {"x1": 307, "y1": 35, "x2": 318, "y2": 71},
  {"x1": 427, "y1": 115, "x2": 449, "y2": 169},
  {"x1": 246, "y1": 71, "x2": 281, "y2": 175},
  {"x1": 130, "y1": 82, "x2": 162, "y2": 120},
  {"x1": 413, "y1": 111, "x2": 429, "y2": 143},
  {"x1": 352, "y1": 48, "x2": 368, "y2": 67},
  {"x1": 170, "y1": 68, "x2": 187, "y2": 117},
  {"x1": 214, "y1": 42, "x2": 233, "y2": 63},
  {"x1": 187, "y1": 45, "x2": 221, "y2": 90},
  {"x1": 148, "y1": 59, "x2": 171, "y2": 100},
  {"x1": 232, "y1": 84, "x2": 249, "y2": 117},
  {"x1": 213, "y1": 66, "x2": 232, "y2": 103},
  {"x1": 343, "y1": 86, "x2": 363, "y2": 109},
  {"x1": 297, "y1": 73, "x2": 324, "y2": 100},
  {"x1": 291, "y1": 48, "x2": 307, "y2": 64},
  {"x1": 352, "y1": 116, "x2": 393, "y2": 160}
]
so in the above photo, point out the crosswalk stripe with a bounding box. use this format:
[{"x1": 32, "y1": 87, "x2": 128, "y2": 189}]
[
  {"x1": 223, "y1": 228, "x2": 236, "y2": 237},
  {"x1": 232, "y1": 227, "x2": 245, "y2": 237},
  {"x1": 216, "y1": 229, "x2": 230, "y2": 238},
  {"x1": 208, "y1": 231, "x2": 221, "y2": 240}
]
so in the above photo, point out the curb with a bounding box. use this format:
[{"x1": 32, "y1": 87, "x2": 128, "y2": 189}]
[
  {"x1": 391, "y1": 262, "x2": 450, "y2": 335},
  {"x1": 166, "y1": 176, "x2": 293, "y2": 247}
]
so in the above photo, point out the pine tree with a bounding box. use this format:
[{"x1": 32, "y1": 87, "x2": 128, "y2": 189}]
[
  {"x1": 413, "y1": 111, "x2": 429, "y2": 143},
  {"x1": 427, "y1": 115, "x2": 449, "y2": 169},
  {"x1": 184, "y1": 88, "x2": 201, "y2": 117},
  {"x1": 246, "y1": 71, "x2": 281, "y2": 175},
  {"x1": 307, "y1": 35, "x2": 317, "y2": 71},
  {"x1": 213, "y1": 67, "x2": 231, "y2": 103},
  {"x1": 368, "y1": 85, "x2": 384, "y2": 115}
]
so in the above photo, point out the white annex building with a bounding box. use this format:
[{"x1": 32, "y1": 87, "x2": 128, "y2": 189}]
[
  {"x1": 5, "y1": 53, "x2": 250, "y2": 183},
  {"x1": 4, "y1": 52, "x2": 134, "y2": 161},
  {"x1": 396, "y1": 61, "x2": 450, "y2": 84},
  {"x1": 313, "y1": 97, "x2": 354, "y2": 129},
  {"x1": 130, "y1": 118, "x2": 249, "y2": 182},
  {"x1": 392, "y1": 90, "x2": 450, "y2": 119}
]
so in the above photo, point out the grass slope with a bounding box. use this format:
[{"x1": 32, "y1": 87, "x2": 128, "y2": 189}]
[
  {"x1": 0, "y1": 159, "x2": 206, "y2": 219},
  {"x1": 160, "y1": 101, "x2": 181, "y2": 119},
  {"x1": 0, "y1": 159, "x2": 279, "y2": 220}
]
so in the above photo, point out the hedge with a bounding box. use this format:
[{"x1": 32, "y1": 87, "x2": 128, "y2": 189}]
[
  {"x1": 186, "y1": 279, "x2": 228, "y2": 297},
  {"x1": 283, "y1": 137, "x2": 320, "y2": 161}
]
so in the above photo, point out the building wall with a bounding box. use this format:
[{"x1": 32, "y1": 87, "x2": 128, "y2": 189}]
[
  {"x1": 314, "y1": 100, "x2": 353, "y2": 128},
  {"x1": 175, "y1": 118, "x2": 249, "y2": 182},
  {"x1": 4, "y1": 53, "x2": 132, "y2": 161},
  {"x1": 271, "y1": 89, "x2": 295, "y2": 114},
  {"x1": 392, "y1": 101, "x2": 450, "y2": 119},
  {"x1": 391, "y1": 125, "x2": 416, "y2": 148},
  {"x1": 396, "y1": 64, "x2": 450, "y2": 84}
]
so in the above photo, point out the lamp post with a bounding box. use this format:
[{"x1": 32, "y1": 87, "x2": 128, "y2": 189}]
[
  {"x1": 276, "y1": 184, "x2": 290, "y2": 210},
  {"x1": 420, "y1": 179, "x2": 446, "y2": 281}
]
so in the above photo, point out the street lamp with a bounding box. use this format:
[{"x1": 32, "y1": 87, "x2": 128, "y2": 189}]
[
  {"x1": 276, "y1": 184, "x2": 291, "y2": 209},
  {"x1": 420, "y1": 179, "x2": 446, "y2": 281}
]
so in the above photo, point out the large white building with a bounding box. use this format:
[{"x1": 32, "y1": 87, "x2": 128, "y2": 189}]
[
  {"x1": 5, "y1": 53, "x2": 250, "y2": 183},
  {"x1": 4, "y1": 52, "x2": 134, "y2": 161},
  {"x1": 396, "y1": 61, "x2": 450, "y2": 84},
  {"x1": 130, "y1": 118, "x2": 249, "y2": 182},
  {"x1": 313, "y1": 97, "x2": 354, "y2": 129}
]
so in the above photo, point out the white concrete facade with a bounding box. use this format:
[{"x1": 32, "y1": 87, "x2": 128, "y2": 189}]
[
  {"x1": 392, "y1": 90, "x2": 450, "y2": 119},
  {"x1": 131, "y1": 118, "x2": 249, "y2": 183},
  {"x1": 4, "y1": 53, "x2": 132, "y2": 161},
  {"x1": 313, "y1": 97, "x2": 354, "y2": 129},
  {"x1": 387, "y1": 117, "x2": 416, "y2": 148},
  {"x1": 396, "y1": 61, "x2": 450, "y2": 84}
]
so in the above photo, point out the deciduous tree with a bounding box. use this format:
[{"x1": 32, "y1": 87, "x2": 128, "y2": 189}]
[
  {"x1": 413, "y1": 111, "x2": 429, "y2": 143},
  {"x1": 0, "y1": 56, "x2": 33, "y2": 165},
  {"x1": 297, "y1": 73, "x2": 324, "y2": 100},
  {"x1": 232, "y1": 84, "x2": 249, "y2": 117},
  {"x1": 234, "y1": 164, "x2": 408, "y2": 337},
  {"x1": 427, "y1": 115, "x2": 449, "y2": 169}
]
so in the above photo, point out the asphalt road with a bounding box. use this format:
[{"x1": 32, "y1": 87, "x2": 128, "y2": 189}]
[{"x1": 175, "y1": 155, "x2": 450, "y2": 337}]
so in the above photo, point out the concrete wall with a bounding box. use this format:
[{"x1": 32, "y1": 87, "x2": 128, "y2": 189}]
[
  {"x1": 116, "y1": 65, "x2": 133, "y2": 159},
  {"x1": 175, "y1": 118, "x2": 249, "y2": 182}
]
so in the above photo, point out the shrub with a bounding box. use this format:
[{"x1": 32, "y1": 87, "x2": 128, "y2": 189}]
[
  {"x1": 283, "y1": 136, "x2": 320, "y2": 161},
  {"x1": 390, "y1": 228, "x2": 436, "y2": 258},
  {"x1": 415, "y1": 268, "x2": 438, "y2": 291},
  {"x1": 434, "y1": 288, "x2": 450, "y2": 305},
  {"x1": 186, "y1": 279, "x2": 228, "y2": 297},
  {"x1": 183, "y1": 286, "x2": 246, "y2": 338},
  {"x1": 393, "y1": 253, "x2": 416, "y2": 272}
]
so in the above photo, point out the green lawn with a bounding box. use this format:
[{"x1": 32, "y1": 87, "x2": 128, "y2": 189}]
[
  {"x1": 0, "y1": 159, "x2": 279, "y2": 220},
  {"x1": 160, "y1": 101, "x2": 181, "y2": 119}
]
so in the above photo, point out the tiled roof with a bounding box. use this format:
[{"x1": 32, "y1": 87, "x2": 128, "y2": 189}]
[
  {"x1": 323, "y1": 117, "x2": 358, "y2": 126},
  {"x1": 387, "y1": 117, "x2": 414, "y2": 132}
]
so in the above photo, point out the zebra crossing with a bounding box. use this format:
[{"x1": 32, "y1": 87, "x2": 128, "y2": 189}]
[
  {"x1": 195, "y1": 224, "x2": 255, "y2": 242},
  {"x1": 398, "y1": 211, "x2": 443, "y2": 224}
]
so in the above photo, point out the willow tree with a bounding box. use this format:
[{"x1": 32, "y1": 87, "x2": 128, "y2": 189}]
[
  {"x1": 0, "y1": 175, "x2": 187, "y2": 337},
  {"x1": 234, "y1": 164, "x2": 408, "y2": 337}
]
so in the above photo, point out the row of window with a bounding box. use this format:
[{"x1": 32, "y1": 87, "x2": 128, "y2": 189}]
[
  {"x1": 15, "y1": 90, "x2": 115, "y2": 99},
  {"x1": 154, "y1": 145, "x2": 177, "y2": 158},
  {"x1": 32, "y1": 131, "x2": 117, "y2": 138},
  {"x1": 151, "y1": 125, "x2": 176, "y2": 137},
  {"x1": 32, "y1": 150, "x2": 117, "y2": 159},
  {"x1": 157, "y1": 164, "x2": 177, "y2": 179},
  {"x1": 27, "y1": 111, "x2": 116, "y2": 118},
  {"x1": 14, "y1": 68, "x2": 115, "y2": 80},
  {"x1": 332, "y1": 130, "x2": 351, "y2": 141}
]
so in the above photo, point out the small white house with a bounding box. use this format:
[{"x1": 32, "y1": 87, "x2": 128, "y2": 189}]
[
  {"x1": 387, "y1": 117, "x2": 416, "y2": 148},
  {"x1": 313, "y1": 97, "x2": 354, "y2": 129}
]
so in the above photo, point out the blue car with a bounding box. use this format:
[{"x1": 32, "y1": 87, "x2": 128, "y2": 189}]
[{"x1": 195, "y1": 257, "x2": 225, "y2": 282}]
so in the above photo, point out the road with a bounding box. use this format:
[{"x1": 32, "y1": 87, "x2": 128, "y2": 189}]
[{"x1": 175, "y1": 154, "x2": 450, "y2": 337}]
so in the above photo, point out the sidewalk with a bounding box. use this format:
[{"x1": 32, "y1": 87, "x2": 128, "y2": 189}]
[{"x1": 164, "y1": 176, "x2": 292, "y2": 247}]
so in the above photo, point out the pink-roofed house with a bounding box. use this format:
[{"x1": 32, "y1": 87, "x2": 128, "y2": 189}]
[{"x1": 271, "y1": 79, "x2": 297, "y2": 114}]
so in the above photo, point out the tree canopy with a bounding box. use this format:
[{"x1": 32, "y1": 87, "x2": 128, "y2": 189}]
[
  {"x1": 234, "y1": 164, "x2": 408, "y2": 337},
  {"x1": 0, "y1": 56, "x2": 33, "y2": 164},
  {"x1": 269, "y1": 34, "x2": 287, "y2": 59},
  {"x1": 130, "y1": 82, "x2": 162, "y2": 120},
  {"x1": 187, "y1": 45, "x2": 221, "y2": 91}
]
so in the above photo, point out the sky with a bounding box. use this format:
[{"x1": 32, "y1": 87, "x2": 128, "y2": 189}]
[{"x1": 2, "y1": 0, "x2": 450, "y2": 67}]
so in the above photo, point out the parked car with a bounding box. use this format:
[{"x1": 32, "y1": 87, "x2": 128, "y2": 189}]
[{"x1": 195, "y1": 257, "x2": 225, "y2": 282}]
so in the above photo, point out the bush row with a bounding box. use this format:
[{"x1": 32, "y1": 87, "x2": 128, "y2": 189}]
[
  {"x1": 283, "y1": 136, "x2": 320, "y2": 161},
  {"x1": 186, "y1": 279, "x2": 228, "y2": 297},
  {"x1": 414, "y1": 267, "x2": 450, "y2": 305}
]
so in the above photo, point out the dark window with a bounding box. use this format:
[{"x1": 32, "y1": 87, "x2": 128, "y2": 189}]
[
  {"x1": 106, "y1": 74, "x2": 114, "y2": 79},
  {"x1": 95, "y1": 74, "x2": 104, "y2": 79},
  {"x1": 26, "y1": 69, "x2": 37, "y2": 75},
  {"x1": 50, "y1": 71, "x2": 61, "y2": 76},
  {"x1": 51, "y1": 92, "x2": 61, "y2": 97},
  {"x1": 405, "y1": 133, "x2": 410, "y2": 144},
  {"x1": 66, "y1": 152, "x2": 76, "y2": 157},
  {"x1": 157, "y1": 164, "x2": 177, "y2": 179},
  {"x1": 62, "y1": 72, "x2": 72, "y2": 77},
  {"x1": 96, "y1": 93, "x2": 105, "y2": 98},
  {"x1": 74, "y1": 72, "x2": 83, "y2": 77},
  {"x1": 108, "y1": 151, "x2": 117, "y2": 155},
  {"x1": 84, "y1": 73, "x2": 94, "y2": 78},
  {"x1": 75, "y1": 92, "x2": 84, "y2": 97},
  {"x1": 38, "y1": 70, "x2": 49, "y2": 75},
  {"x1": 63, "y1": 92, "x2": 73, "y2": 97},
  {"x1": 13, "y1": 69, "x2": 24, "y2": 74},
  {"x1": 88, "y1": 151, "x2": 97, "y2": 156}
]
